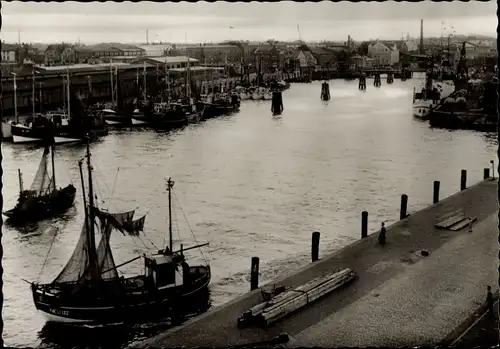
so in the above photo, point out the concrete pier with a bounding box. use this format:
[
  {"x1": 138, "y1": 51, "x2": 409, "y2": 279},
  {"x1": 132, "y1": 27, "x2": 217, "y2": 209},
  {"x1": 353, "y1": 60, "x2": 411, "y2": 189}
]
[{"x1": 133, "y1": 177, "x2": 497, "y2": 348}]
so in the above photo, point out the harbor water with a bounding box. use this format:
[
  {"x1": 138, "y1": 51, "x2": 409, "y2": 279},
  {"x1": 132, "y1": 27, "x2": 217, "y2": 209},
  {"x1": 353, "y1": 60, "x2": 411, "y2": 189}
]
[{"x1": 2, "y1": 77, "x2": 496, "y2": 348}]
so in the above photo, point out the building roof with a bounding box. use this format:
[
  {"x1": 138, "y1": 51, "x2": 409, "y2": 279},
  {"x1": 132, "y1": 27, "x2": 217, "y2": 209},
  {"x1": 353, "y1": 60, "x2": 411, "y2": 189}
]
[
  {"x1": 169, "y1": 66, "x2": 224, "y2": 72},
  {"x1": 1, "y1": 43, "x2": 19, "y2": 51},
  {"x1": 138, "y1": 56, "x2": 199, "y2": 64},
  {"x1": 34, "y1": 62, "x2": 153, "y2": 74},
  {"x1": 85, "y1": 43, "x2": 121, "y2": 52},
  {"x1": 254, "y1": 45, "x2": 283, "y2": 55},
  {"x1": 45, "y1": 43, "x2": 75, "y2": 54}
]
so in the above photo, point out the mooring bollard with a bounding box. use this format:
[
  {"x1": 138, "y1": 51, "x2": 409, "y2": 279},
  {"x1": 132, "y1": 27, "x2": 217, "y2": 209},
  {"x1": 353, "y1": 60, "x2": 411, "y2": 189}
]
[
  {"x1": 400, "y1": 194, "x2": 408, "y2": 220},
  {"x1": 250, "y1": 257, "x2": 260, "y2": 291},
  {"x1": 374, "y1": 73, "x2": 381, "y2": 87},
  {"x1": 433, "y1": 181, "x2": 440, "y2": 204},
  {"x1": 361, "y1": 211, "x2": 368, "y2": 238},
  {"x1": 460, "y1": 169, "x2": 467, "y2": 190},
  {"x1": 484, "y1": 168, "x2": 490, "y2": 179},
  {"x1": 311, "y1": 231, "x2": 320, "y2": 262}
]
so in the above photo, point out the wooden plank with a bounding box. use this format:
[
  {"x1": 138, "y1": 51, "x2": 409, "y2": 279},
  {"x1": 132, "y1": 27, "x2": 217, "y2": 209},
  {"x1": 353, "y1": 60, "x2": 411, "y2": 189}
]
[
  {"x1": 436, "y1": 209, "x2": 463, "y2": 221},
  {"x1": 436, "y1": 215, "x2": 467, "y2": 229},
  {"x1": 449, "y1": 217, "x2": 477, "y2": 231}
]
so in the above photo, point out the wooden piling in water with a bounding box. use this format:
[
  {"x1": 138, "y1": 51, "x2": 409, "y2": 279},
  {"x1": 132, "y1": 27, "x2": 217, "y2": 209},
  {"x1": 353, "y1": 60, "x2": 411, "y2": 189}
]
[
  {"x1": 361, "y1": 211, "x2": 368, "y2": 238},
  {"x1": 374, "y1": 73, "x2": 381, "y2": 87},
  {"x1": 400, "y1": 194, "x2": 408, "y2": 220},
  {"x1": 387, "y1": 72, "x2": 394, "y2": 84},
  {"x1": 484, "y1": 168, "x2": 490, "y2": 179},
  {"x1": 359, "y1": 74, "x2": 366, "y2": 90},
  {"x1": 271, "y1": 91, "x2": 284, "y2": 116},
  {"x1": 433, "y1": 181, "x2": 440, "y2": 204},
  {"x1": 312, "y1": 231, "x2": 320, "y2": 262},
  {"x1": 321, "y1": 82, "x2": 330, "y2": 101},
  {"x1": 460, "y1": 170, "x2": 467, "y2": 190},
  {"x1": 250, "y1": 257, "x2": 260, "y2": 291}
]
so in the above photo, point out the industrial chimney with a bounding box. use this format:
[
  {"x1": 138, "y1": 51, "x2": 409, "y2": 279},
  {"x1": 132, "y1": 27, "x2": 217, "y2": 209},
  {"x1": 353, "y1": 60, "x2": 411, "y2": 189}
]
[{"x1": 420, "y1": 19, "x2": 424, "y2": 54}]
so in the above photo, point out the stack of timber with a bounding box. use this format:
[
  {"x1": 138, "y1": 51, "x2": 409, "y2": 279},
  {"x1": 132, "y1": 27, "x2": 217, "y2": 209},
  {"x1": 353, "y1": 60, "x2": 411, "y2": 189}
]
[
  {"x1": 435, "y1": 209, "x2": 477, "y2": 231},
  {"x1": 238, "y1": 268, "x2": 356, "y2": 328}
]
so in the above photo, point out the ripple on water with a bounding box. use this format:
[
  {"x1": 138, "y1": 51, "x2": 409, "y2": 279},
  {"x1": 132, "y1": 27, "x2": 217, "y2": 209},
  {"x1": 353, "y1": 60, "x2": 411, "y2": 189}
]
[{"x1": 1, "y1": 78, "x2": 496, "y2": 348}]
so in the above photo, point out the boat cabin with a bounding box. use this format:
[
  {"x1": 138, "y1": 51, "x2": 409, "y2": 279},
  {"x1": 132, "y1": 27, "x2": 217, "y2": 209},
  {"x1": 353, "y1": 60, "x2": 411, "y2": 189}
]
[{"x1": 144, "y1": 252, "x2": 188, "y2": 289}]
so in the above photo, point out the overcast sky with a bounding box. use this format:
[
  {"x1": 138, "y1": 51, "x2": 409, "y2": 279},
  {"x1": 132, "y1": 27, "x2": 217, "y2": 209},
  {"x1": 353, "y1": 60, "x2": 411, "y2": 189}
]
[{"x1": 2, "y1": 1, "x2": 497, "y2": 44}]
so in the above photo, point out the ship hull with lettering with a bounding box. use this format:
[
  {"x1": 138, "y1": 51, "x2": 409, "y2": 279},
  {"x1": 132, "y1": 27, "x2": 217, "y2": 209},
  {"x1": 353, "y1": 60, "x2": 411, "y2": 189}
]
[
  {"x1": 32, "y1": 266, "x2": 210, "y2": 323},
  {"x1": 30, "y1": 146, "x2": 211, "y2": 324}
]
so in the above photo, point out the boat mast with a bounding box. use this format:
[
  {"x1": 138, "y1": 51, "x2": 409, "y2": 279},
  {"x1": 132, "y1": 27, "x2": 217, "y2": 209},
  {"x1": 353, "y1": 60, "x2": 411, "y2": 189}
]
[
  {"x1": 115, "y1": 66, "x2": 119, "y2": 108},
  {"x1": 186, "y1": 57, "x2": 191, "y2": 101},
  {"x1": 66, "y1": 68, "x2": 71, "y2": 121},
  {"x1": 18, "y1": 169, "x2": 23, "y2": 194},
  {"x1": 143, "y1": 61, "x2": 147, "y2": 103},
  {"x1": 39, "y1": 82, "x2": 43, "y2": 114},
  {"x1": 85, "y1": 141, "x2": 99, "y2": 279},
  {"x1": 110, "y1": 60, "x2": 115, "y2": 106},
  {"x1": 78, "y1": 159, "x2": 90, "y2": 253},
  {"x1": 167, "y1": 177, "x2": 174, "y2": 253},
  {"x1": 12, "y1": 73, "x2": 18, "y2": 124},
  {"x1": 32, "y1": 66, "x2": 36, "y2": 122},
  {"x1": 51, "y1": 145, "x2": 56, "y2": 190},
  {"x1": 165, "y1": 58, "x2": 170, "y2": 102}
]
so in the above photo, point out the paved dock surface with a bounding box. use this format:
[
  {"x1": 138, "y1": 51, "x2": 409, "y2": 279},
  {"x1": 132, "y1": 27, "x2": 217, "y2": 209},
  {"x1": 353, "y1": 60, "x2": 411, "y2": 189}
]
[{"x1": 134, "y1": 179, "x2": 498, "y2": 348}]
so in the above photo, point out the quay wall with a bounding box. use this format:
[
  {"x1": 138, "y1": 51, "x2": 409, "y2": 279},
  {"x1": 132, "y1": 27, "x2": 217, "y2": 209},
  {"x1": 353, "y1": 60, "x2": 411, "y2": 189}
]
[{"x1": 133, "y1": 174, "x2": 498, "y2": 348}]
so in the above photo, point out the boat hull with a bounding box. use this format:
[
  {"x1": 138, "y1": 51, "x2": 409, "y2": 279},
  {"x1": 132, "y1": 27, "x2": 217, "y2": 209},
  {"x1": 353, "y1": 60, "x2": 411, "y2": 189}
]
[
  {"x1": 12, "y1": 123, "x2": 108, "y2": 145},
  {"x1": 32, "y1": 266, "x2": 211, "y2": 324},
  {"x1": 412, "y1": 101, "x2": 435, "y2": 120},
  {"x1": 3, "y1": 184, "x2": 77, "y2": 223}
]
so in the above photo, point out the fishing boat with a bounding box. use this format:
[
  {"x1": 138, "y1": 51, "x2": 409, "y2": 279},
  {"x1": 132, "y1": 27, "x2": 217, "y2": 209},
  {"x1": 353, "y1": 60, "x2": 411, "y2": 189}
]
[
  {"x1": 412, "y1": 71, "x2": 455, "y2": 120},
  {"x1": 12, "y1": 70, "x2": 107, "y2": 144},
  {"x1": 30, "y1": 143, "x2": 211, "y2": 324},
  {"x1": 99, "y1": 64, "x2": 133, "y2": 127},
  {"x1": 3, "y1": 144, "x2": 76, "y2": 223}
]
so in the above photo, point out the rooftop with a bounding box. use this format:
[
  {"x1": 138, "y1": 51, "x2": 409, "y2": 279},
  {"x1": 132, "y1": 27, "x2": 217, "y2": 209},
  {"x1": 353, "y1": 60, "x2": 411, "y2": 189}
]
[
  {"x1": 139, "y1": 55, "x2": 199, "y2": 64},
  {"x1": 35, "y1": 62, "x2": 153, "y2": 74}
]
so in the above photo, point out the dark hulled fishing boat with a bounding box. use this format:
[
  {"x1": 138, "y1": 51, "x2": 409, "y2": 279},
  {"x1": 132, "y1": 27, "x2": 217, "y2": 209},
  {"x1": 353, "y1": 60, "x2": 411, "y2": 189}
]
[
  {"x1": 31, "y1": 143, "x2": 210, "y2": 323},
  {"x1": 3, "y1": 145, "x2": 76, "y2": 223},
  {"x1": 12, "y1": 70, "x2": 108, "y2": 144},
  {"x1": 148, "y1": 102, "x2": 189, "y2": 130}
]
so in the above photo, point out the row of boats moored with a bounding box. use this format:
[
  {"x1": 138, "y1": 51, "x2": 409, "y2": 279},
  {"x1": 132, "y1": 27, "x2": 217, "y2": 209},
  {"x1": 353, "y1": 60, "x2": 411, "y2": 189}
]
[
  {"x1": 2, "y1": 62, "x2": 291, "y2": 146},
  {"x1": 411, "y1": 42, "x2": 497, "y2": 132}
]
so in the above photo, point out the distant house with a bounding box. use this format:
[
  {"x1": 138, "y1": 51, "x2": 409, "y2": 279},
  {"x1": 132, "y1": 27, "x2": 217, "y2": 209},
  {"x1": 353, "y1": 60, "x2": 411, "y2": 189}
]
[
  {"x1": 186, "y1": 44, "x2": 243, "y2": 66},
  {"x1": 253, "y1": 44, "x2": 284, "y2": 73},
  {"x1": 1, "y1": 42, "x2": 18, "y2": 63},
  {"x1": 44, "y1": 43, "x2": 77, "y2": 66},
  {"x1": 309, "y1": 47, "x2": 336, "y2": 70},
  {"x1": 350, "y1": 55, "x2": 375, "y2": 70},
  {"x1": 367, "y1": 41, "x2": 399, "y2": 66},
  {"x1": 293, "y1": 45, "x2": 318, "y2": 69},
  {"x1": 70, "y1": 43, "x2": 145, "y2": 64},
  {"x1": 110, "y1": 43, "x2": 145, "y2": 57},
  {"x1": 138, "y1": 44, "x2": 174, "y2": 57},
  {"x1": 396, "y1": 40, "x2": 419, "y2": 53},
  {"x1": 463, "y1": 41, "x2": 492, "y2": 60}
]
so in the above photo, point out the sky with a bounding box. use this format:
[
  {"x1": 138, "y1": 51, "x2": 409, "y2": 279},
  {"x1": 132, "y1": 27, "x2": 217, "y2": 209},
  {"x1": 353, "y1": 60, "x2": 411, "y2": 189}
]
[{"x1": 1, "y1": 1, "x2": 497, "y2": 44}]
